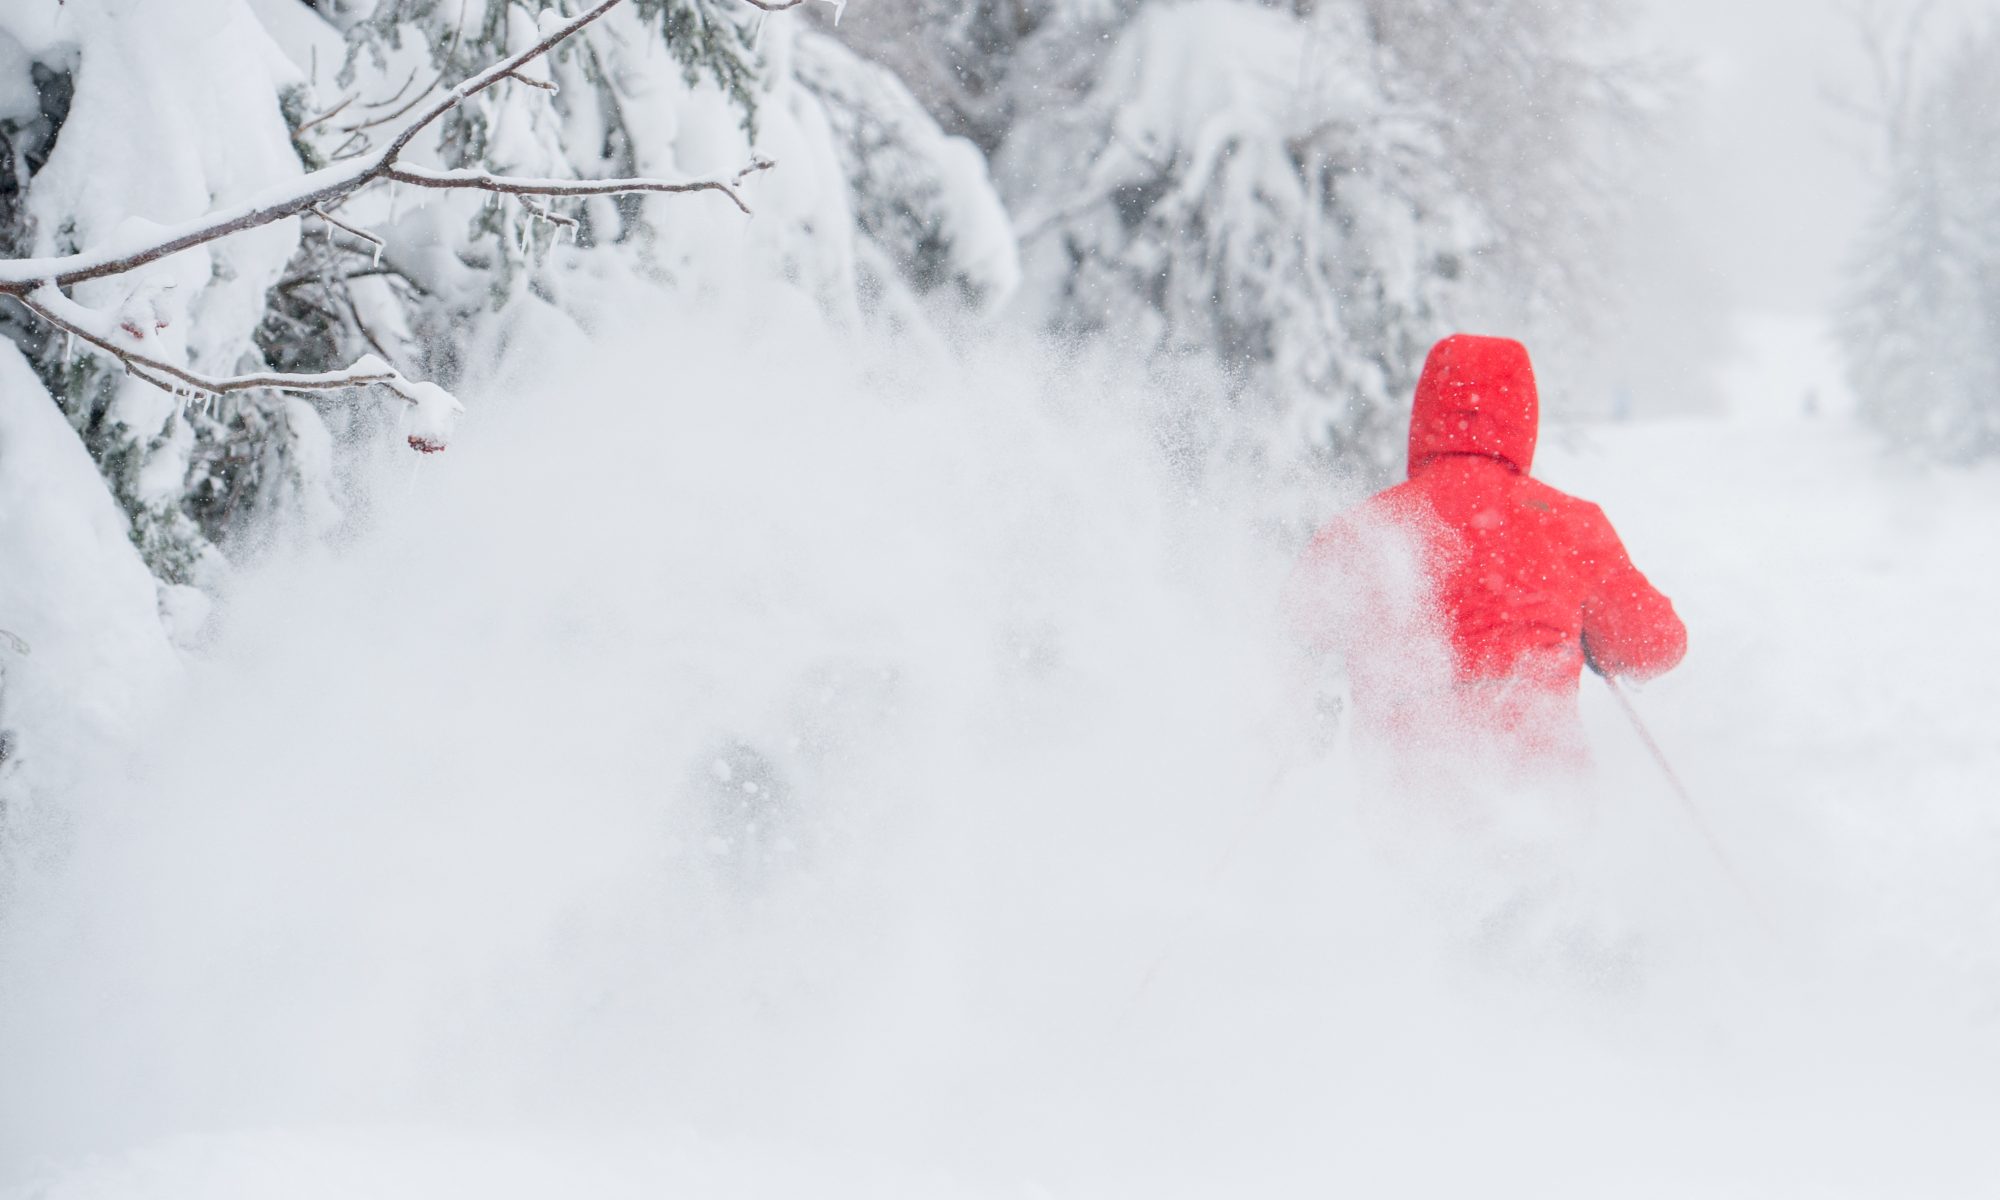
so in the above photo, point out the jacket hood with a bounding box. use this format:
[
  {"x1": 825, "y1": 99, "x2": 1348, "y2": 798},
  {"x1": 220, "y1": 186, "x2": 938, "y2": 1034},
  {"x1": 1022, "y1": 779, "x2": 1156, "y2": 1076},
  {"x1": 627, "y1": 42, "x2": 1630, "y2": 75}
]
[{"x1": 1406, "y1": 334, "x2": 1539, "y2": 477}]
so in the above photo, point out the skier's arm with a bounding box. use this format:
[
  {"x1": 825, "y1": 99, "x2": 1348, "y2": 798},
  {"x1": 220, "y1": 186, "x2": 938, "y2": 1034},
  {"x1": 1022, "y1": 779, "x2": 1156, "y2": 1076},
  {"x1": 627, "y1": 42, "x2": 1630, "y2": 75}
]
[{"x1": 1577, "y1": 506, "x2": 1686, "y2": 680}]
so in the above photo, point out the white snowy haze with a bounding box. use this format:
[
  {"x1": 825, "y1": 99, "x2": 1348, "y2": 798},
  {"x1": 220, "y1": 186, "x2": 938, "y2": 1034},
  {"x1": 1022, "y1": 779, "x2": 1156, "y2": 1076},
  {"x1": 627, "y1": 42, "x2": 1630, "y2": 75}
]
[
  {"x1": 1593, "y1": 0, "x2": 2000, "y2": 421},
  {"x1": 3, "y1": 0, "x2": 2000, "y2": 1197},
  {"x1": 9, "y1": 291, "x2": 2000, "y2": 1197}
]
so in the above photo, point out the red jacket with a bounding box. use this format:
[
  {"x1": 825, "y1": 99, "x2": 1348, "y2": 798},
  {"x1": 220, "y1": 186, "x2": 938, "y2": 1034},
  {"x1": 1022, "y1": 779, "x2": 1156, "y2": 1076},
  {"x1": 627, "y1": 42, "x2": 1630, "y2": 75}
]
[{"x1": 1289, "y1": 334, "x2": 1685, "y2": 752}]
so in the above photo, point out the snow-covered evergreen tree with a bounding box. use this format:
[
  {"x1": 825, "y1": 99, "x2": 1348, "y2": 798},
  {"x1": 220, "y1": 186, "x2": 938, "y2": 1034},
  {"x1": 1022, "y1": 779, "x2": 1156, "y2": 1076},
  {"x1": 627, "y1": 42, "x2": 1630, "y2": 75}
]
[
  {"x1": 809, "y1": 0, "x2": 1131, "y2": 157},
  {"x1": 1842, "y1": 23, "x2": 2000, "y2": 463},
  {"x1": 0, "y1": 0, "x2": 1015, "y2": 608},
  {"x1": 829, "y1": 0, "x2": 1645, "y2": 481},
  {"x1": 1, "y1": 2, "x2": 324, "y2": 593},
  {"x1": 791, "y1": 30, "x2": 1020, "y2": 321},
  {"x1": 1, "y1": 0, "x2": 1019, "y2": 829}
]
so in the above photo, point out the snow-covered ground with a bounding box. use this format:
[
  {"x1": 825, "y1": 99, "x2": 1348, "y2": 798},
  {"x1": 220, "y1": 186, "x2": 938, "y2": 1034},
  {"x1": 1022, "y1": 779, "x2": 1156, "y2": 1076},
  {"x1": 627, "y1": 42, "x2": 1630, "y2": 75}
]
[{"x1": 3, "y1": 307, "x2": 1997, "y2": 1196}]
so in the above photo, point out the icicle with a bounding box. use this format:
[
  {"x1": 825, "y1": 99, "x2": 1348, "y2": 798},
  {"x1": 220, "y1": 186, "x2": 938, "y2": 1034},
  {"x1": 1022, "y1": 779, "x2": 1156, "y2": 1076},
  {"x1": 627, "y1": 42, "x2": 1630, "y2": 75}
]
[
  {"x1": 62, "y1": 330, "x2": 74, "y2": 366},
  {"x1": 372, "y1": 240, "x2": 384, "y2": 269}
]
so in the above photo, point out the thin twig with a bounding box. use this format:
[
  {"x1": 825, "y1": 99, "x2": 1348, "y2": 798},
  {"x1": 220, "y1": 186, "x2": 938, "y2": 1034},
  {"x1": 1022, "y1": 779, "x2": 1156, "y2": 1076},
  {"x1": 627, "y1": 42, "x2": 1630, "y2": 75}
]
[
  {"x1": 325, "y1": 129, "x2": 369, "y2": 161},
  {"x1": 276, "y1": 265, "x2": 403, "y2": 291},
  {"x1": 445, "y1": 0, "x2": 470, "y2": 64},
  {"x1": 296, "y1": 93, "x2": 357, "y2": 135},
  {"x1": 519, "y1": 197, "x2": 580, "y2": 231},
  {"x1": 310, "y1": 205, "x2": 385, "y2": 254},
  {"x1": 337, "y1": 71, "x2": 447, "y2": 135},
  {"x1": 339, "y1": 276, "x2": 400, "y2": 365},
  {"x1": 358, "y1": 66, "x2": 422, "y2": 112},
  {"x1": 20, "y1": 285, "x2": 401, "y2": 397},
  {"x1": 385, "y1": 163, "x2": 763, "y2": 216},
  {"x1": 504, "y1": 70, "x2": 559, "y2": 93}
]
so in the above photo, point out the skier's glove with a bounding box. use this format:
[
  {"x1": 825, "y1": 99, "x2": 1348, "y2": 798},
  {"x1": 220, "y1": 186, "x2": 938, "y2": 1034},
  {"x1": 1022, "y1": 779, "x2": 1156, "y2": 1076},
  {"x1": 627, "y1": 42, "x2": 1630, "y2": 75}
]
[{"x1": 1581, "y1": 633, "x2": 1607, "y2": 678}]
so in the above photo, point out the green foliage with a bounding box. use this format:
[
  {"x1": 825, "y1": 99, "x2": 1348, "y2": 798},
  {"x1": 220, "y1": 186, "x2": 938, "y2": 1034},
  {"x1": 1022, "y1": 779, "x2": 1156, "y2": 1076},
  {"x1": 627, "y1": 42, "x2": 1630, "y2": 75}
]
[
  {"x1": 634, "y1": 0, "x2": 764, "y2": 138},
  {"x1": 41, "y1": 355, "x2": 216, "y2": 586},
  {"x1": 278, "y1": 84, "x2": 327, "y2": 172}
]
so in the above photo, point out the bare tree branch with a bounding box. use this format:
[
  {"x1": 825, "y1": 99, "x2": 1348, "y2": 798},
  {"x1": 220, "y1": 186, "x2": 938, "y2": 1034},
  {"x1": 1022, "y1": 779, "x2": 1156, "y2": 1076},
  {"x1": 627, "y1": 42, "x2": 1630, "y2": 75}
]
[
  {"x1": 1833, "y1": 0, "x2": 1941, "y2": 154},
  {"x1": 310, "y1": 205, "x2": 386, "y2": 256},
  {"x1": 384, "y1": 162, "x2": 768, "y2": 215},
  {"x1": 358, "y1": 66, "x2": 424, "y2": 113},
  {"x1": 19, "y1": 285, "x2": 402, "y2": 396},
  {"x1": 337, "y1": 72, "x2": 448, "y2": 136},
  {"x1": 519, "y1": 198, "x2": 580, "y2": 232},
  {"x1": 504, "y1": 70, "x2": 560, "y2": 93},
  {"x1": 376, "y1": 0, "x2": 624, "y2": 164},
  {"x1": 295, "y1": 93, "x2": 357, "y2": 135},
  {"x1": 326, "y1": 130, "x2": 371, "y2": 161},
  {"x1": 23, "y1": 282, "x2": 461, "y2": 454},
  {"x1": 0, "y1": 157, "x2": 381, "y2": 292}
]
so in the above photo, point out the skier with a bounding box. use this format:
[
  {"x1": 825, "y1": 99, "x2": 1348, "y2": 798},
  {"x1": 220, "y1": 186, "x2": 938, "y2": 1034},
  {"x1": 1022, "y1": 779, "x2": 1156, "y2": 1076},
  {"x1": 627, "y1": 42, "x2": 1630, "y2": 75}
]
[{"x1": 1287, "y1": 333, "x2": 1686, "y2": 768}]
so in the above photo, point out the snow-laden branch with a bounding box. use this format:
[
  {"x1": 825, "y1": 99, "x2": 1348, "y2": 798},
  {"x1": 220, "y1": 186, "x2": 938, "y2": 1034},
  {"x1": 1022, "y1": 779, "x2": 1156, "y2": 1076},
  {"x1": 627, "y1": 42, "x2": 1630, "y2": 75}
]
[
  {"x1": 0, "y1": 0, "x2": 766, "y2": 294},
  {"x1": 21, "y1": 286, "x2": 393, "y2": 394},
  {"x1": 18, "y1": 284, "x2": 463, "y2": 452},
  {"x1": 0, "y1": 0, "x2": 789, "y2": 452},
  {"x1": 0, "y1": 158, "x2": 380, "y2": 292},
  {"x1": 384, "y1": 160, "x2": 771, "y2": 215},
  {"x1": 310, "y1": 205, "x2": 386, "y2": 255}
]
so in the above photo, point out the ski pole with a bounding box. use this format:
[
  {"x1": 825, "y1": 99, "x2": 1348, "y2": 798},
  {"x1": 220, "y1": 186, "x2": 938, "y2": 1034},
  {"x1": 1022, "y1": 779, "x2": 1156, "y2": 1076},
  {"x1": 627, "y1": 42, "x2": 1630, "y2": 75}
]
[{"x1": 1603, "y1": 675, "x2": 1765, "y2": 916}]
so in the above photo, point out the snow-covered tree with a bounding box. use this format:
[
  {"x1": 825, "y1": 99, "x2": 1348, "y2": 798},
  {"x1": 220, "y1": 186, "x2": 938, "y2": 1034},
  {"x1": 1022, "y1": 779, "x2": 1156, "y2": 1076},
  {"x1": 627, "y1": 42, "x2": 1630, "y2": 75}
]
[
  {"x1": 791, "y1": 31, "x2": 1021, "y2": 320},
  {"x1": 1, "y1": 0, "x2": 1019, "y2": 828},
  {"x1": 0, "y1": 0, "x2": 1015, "y2": 606},
  {"x1": 830, "y1": 0, "x2": 1647, "y2": 482},
  {"x1": 808, "y1": 0, "x2": 1130, "y2": 157},
  {"x1": 1841, "y1": 22, "x2": 2000, "y2": 462},
  {"x1": 2, "y1": 2, "x2": 327, "y2": 591}
]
